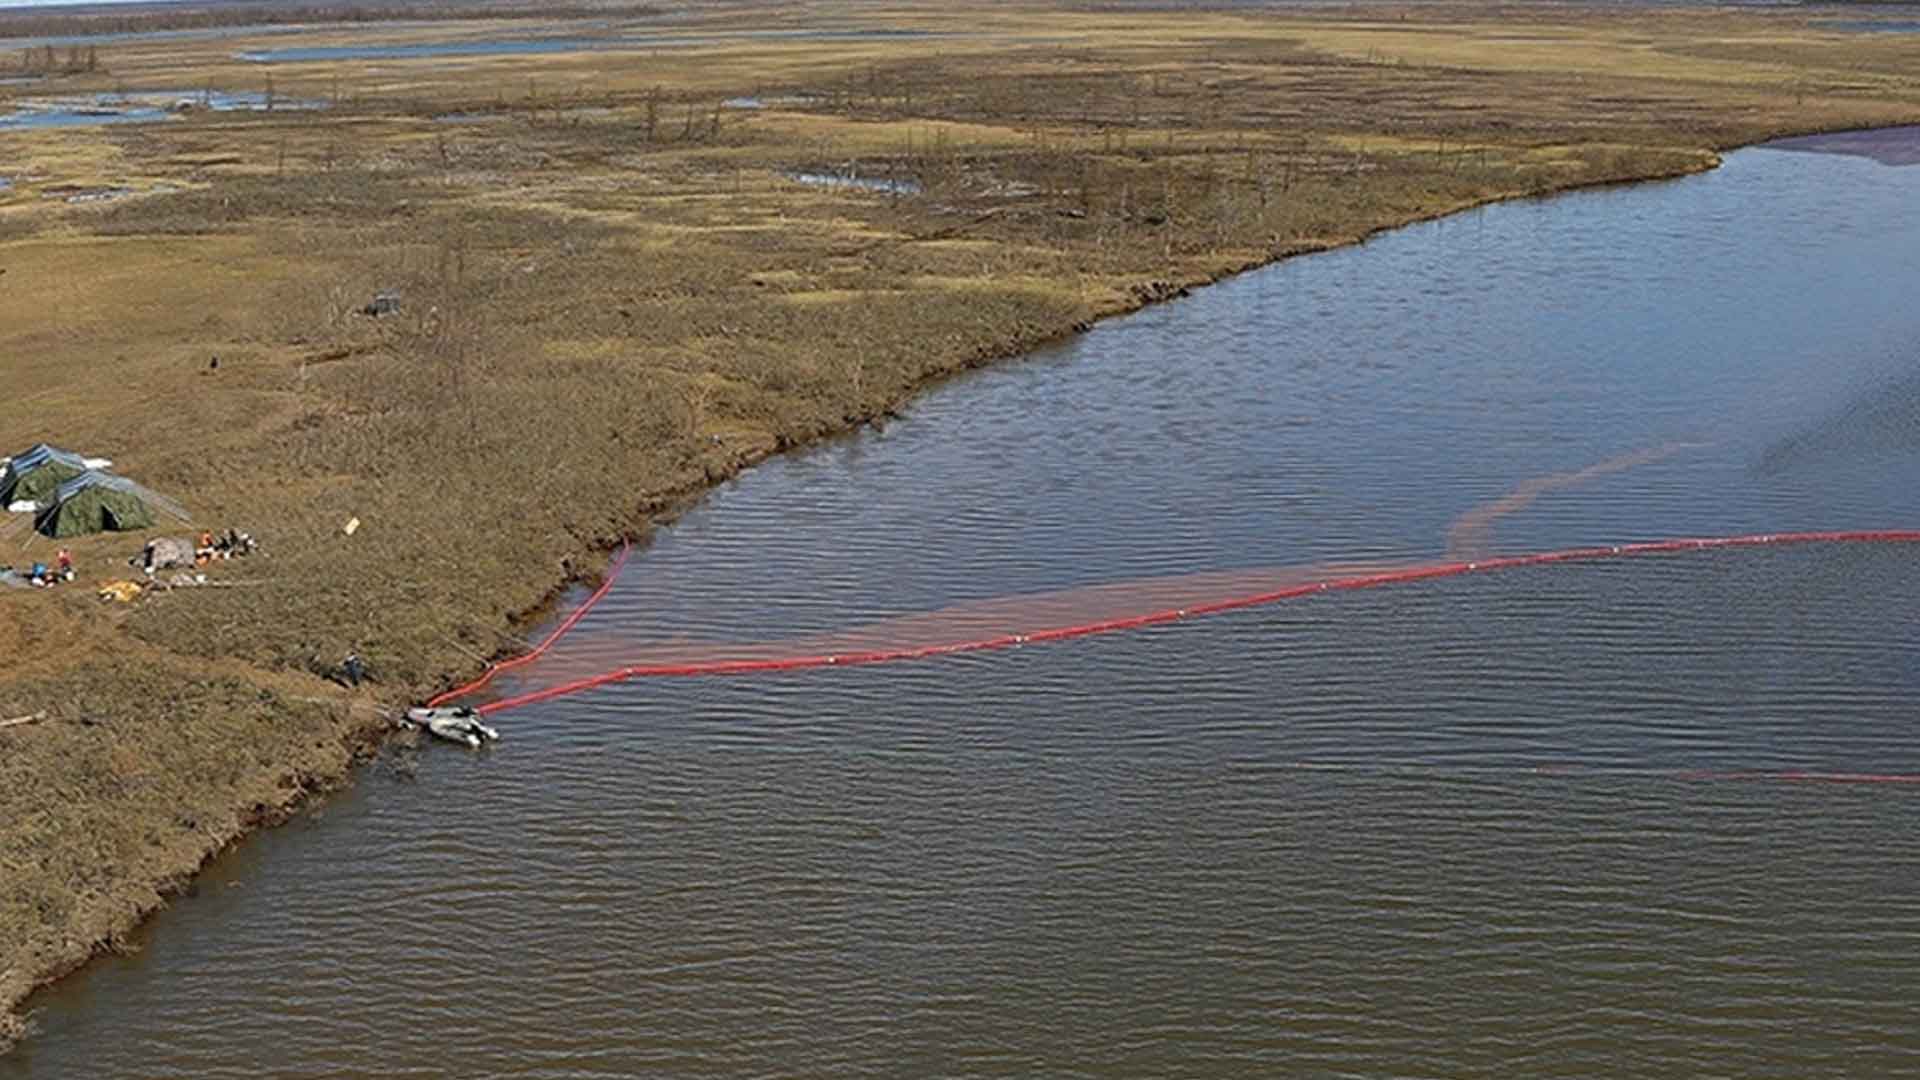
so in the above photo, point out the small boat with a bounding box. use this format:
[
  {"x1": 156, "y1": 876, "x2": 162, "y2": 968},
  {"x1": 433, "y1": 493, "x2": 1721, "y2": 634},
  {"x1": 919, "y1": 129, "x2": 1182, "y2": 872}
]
[{"x1": 405, "y1": 706, "x2": 499, "y2": 749}]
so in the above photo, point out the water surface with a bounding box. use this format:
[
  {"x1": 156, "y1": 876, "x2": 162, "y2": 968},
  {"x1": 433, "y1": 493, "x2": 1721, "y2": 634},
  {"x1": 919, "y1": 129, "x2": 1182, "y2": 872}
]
[
  {"x1": 8, "y1": 135, "x2": 1920, "y2": 1077},
  {"x1": 786, "y1": 169, "x2": 923, "y2": 195},
  {"x1": 0, "y1": 89, "x2": 317, "y2": 130},
  {"x1": 0, "y1": 101, "x2": 161, "y2": 128}
]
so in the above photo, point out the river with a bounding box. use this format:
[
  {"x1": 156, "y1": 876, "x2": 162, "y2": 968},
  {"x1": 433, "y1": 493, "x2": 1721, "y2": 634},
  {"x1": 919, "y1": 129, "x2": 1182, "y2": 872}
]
[{"x1": 8, "y1": 133, "x2": 1920, "y2": 1077}]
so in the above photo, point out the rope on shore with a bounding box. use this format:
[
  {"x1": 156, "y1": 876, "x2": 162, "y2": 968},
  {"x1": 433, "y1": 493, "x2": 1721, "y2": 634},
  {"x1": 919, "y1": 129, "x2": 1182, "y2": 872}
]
[{"x1": 449, "y1": 529, "x2": 1920, "y2": 715}]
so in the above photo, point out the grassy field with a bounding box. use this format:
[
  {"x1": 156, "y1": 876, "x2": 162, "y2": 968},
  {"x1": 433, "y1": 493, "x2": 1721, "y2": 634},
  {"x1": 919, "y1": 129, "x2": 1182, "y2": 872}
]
[{"x1": 4, "y1": 0, "x2": 1920, "y2": 1047}]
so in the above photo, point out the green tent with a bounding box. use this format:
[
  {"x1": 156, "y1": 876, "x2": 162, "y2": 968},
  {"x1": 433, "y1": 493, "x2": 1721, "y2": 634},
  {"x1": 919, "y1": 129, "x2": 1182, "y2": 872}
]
[
  {"x1": 1, "y1": 444, "x2": 90, "y2": 507},
  {"x1": 34, "y1": 471, "x2": 182, "y2": 538}
]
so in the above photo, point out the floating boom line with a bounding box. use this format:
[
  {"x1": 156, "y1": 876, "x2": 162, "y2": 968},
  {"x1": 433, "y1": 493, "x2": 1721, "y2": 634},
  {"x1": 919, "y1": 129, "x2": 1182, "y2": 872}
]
[{"x1": 432, "y1": 529, "x2": 1920, "y2": 716}]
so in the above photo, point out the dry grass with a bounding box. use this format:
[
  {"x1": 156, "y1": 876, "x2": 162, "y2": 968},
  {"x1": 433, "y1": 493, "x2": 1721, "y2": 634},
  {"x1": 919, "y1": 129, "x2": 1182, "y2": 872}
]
[{"x1": 5, "y1": 0, "x2": 1920, "y2": 1048}]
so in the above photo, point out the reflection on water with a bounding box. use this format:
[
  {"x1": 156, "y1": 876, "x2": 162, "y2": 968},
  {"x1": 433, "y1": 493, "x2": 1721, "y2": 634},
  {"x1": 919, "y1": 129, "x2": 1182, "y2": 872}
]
[{"x1": 8, "y1": 134, "x2": 1920, "y2": 1078}]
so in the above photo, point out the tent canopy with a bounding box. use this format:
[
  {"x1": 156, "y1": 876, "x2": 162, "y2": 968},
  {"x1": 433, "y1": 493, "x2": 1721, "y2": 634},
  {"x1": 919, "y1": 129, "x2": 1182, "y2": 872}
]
[
  {"x1": 1, "y1": 443, "x2": 91, "y2": 506},
  {"x1": 33, "y1": 470, "x2": 188, "y2": 538}
]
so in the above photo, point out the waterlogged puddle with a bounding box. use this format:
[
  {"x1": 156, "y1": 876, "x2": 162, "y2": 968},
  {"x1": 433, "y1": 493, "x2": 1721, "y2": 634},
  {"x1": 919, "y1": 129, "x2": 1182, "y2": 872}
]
[
  {"x1": 787, "y1": 170, "x2": 922, "y2": 195},
  {"x1": 0, "y1": 103, "x2": 167, "y2": 130},
  {"x1": 154, "y1": 89, "x2": 323, "y2": 112},
  {"x1": 48, "y1": 185, "x2": 134, "y2": 203},
  {"x1": 36, "y1": 181, "x2": 178, "y2": 203},
  {"x1": 0, "y1": 90, "x2": 322, "y2": 131},
  {"x1": 238, "y1": 27, "x2": 932, "y2": 63},
  {"x1": 725, "y1": 94, "x2": 823, "y2": 110}
]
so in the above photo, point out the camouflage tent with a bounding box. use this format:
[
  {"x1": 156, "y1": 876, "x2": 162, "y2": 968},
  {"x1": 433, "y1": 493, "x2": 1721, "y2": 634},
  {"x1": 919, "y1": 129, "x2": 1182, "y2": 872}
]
[
  {"x1": 1, "y1": 443, "x2": 91, "y2": 507},
  {"x1": 34, "y1": 471, "x2": 186, "y2": 538}
]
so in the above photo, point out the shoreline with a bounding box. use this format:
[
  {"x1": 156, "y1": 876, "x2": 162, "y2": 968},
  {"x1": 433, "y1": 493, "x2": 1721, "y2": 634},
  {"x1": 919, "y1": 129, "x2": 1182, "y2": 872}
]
[
  {"x1": 0, "y1": 119, "x2": 1901, "y2": 1050},
  {"x1": 413, "y1": 144, "x2": 1733, "y2": 701}
]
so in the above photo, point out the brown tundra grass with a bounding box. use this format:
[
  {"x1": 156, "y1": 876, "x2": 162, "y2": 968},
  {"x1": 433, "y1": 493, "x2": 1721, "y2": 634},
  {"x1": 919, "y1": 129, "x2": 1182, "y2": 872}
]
[{"x1": 5, "y1": 0, "x2": 1920, "y2": 1047}]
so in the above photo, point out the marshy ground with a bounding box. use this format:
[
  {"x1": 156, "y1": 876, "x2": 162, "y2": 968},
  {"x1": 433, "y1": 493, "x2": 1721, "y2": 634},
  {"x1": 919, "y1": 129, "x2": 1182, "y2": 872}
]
[{"x1": 4, "y1": 0, "x2": 1920, "y2": 1048}]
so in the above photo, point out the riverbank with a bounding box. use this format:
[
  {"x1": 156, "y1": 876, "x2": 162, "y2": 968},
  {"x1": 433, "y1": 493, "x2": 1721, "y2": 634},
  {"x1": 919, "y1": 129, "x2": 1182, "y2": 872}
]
[{"x1": 6, "y1": 0, "x2": 1920, "y2": 1049}]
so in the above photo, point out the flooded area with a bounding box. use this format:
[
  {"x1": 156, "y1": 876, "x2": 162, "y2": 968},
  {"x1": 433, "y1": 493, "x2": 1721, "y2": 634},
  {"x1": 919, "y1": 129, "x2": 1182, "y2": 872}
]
[
  {"x1": 0, "y1": 90, "x2": 320, "y2": 131},
  {"x1": 428, "y1": 110, "x2": 505, "y2": 124},
  {"x1": 786, "y1": 169, "x2": 923, "y2": 195},
  {"x1": 0, "y1": 102, "x2": 165, "y2": 130},
  {"x1": 8, "y1": 135, "x2": 1920, "y2": 1077},
  {"x1": 726, "y1": 95, "x2": 822, "y2": 110},
  {"x1": 46, "y1": 185, "x2": 133, "y2": 203}
]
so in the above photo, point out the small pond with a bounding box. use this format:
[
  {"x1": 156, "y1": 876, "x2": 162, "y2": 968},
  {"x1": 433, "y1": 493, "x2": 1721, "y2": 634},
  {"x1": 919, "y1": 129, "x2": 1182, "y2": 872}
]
[
  {"x1": 725, "y1": 94, "x2": 823, "y2": 110},
  {"x1": 787, "y1": 170, "x2": 922, "y2": 195},
  {"x1": 0, "y1": 89, "x2": 321, "y2": 131}
]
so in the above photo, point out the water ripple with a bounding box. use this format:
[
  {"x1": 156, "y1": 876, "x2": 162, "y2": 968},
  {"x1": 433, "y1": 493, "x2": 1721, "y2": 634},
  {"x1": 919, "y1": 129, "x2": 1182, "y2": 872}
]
[{"x1": 11, "y1": 136, "x2": 1920, "y2": 1080}]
